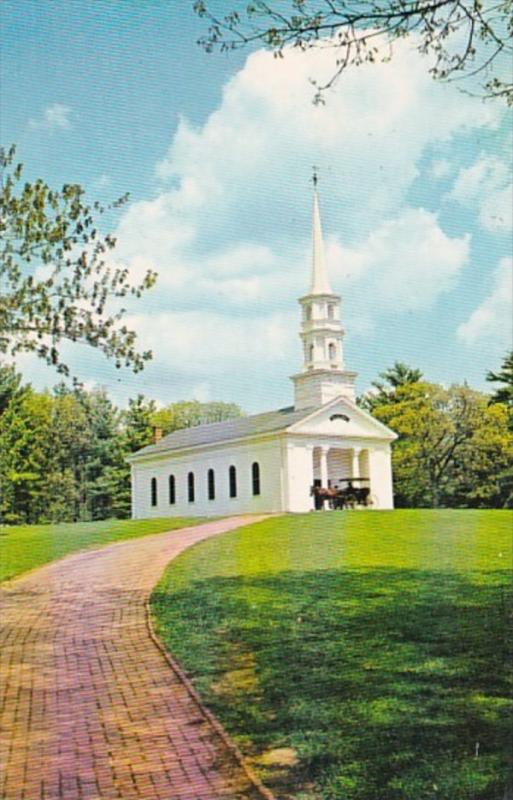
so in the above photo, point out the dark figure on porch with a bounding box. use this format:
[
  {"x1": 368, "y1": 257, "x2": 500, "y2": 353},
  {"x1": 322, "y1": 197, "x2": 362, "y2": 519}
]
[{"x1": 311, "y1": 479, "x2": 373, "y2": 510}]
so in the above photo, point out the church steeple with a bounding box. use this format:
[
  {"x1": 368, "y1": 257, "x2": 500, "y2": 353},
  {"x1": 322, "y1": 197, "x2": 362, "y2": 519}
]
[
  {"x1": 310, "y1": 186, "x2": 333, "y2": 295},
  {"x1": 291, "y1": 175, "x2": 357, "y2": 409}
]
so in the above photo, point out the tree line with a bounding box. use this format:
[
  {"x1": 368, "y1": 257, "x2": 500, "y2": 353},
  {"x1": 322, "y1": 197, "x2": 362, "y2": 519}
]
[
  {"x1": 360, "y1": 355, "x2": 513, "y2": 508},
  {"x1": 0, "y1": 353, "x2": 511, "y2": 524},
  {"x1": 0, "y1": 362, "x2": 241, "y2": 524}
]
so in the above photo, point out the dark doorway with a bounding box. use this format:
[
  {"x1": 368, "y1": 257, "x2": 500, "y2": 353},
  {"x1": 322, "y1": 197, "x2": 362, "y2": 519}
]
[{"x1": 313, "y1": 478, "x2": 323, "y2": 510}]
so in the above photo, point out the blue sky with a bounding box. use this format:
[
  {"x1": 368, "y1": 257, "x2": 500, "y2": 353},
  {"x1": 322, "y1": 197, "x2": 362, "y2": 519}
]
[{"x1": 2, "y1": 0, "x2": 512, "y2": 412}]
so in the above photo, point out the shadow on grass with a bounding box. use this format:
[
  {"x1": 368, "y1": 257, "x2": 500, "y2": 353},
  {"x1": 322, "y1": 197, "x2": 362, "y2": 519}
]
[{"x1": 153, "y1": 568, "x2": 513, "y2": 800}]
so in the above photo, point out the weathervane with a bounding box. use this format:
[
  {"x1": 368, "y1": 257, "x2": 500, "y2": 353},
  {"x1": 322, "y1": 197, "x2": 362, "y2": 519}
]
[{"x1": 312, "y1": 165, "x2": 320, "y2": 188}]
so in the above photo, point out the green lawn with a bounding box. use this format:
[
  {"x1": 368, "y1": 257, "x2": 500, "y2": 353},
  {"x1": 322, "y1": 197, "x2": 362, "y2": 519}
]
[
  {"x1": 151, "y1": 510, "x2": 513, "y2": 800},
  {"x1": 0, "y1": 517, "x2": 203, "y2": 583}
]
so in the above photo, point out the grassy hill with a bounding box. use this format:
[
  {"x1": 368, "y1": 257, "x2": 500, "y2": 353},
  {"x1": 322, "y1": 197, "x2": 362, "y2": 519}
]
[{"x1": 152, "y1": 510, "x2": 513, "y2": 800}]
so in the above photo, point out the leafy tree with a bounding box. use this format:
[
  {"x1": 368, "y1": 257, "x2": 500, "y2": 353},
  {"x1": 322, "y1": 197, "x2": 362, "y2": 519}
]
[
  {"x1": 484, "y1": 352, "x2": 513, "y2": 503},
  {"x1": 0, "y1": 360, "x2": 25, "y2": 416},
  {"x1": 51, "y1": 388, "x2": 155, "y2": 521},
  {"x1": 0, "y1": 389, "x2": 56, "y2": 523},
  {"x1": 0, "y1": 384, "x2": 121, "y2": 524},
  {"x1": 123, "y1": 394, "x2": 157, "y2": 453},
  {"x1": 360, "y1": 361, "x2": 423, "y2": 411},
  {"x1": 487, "y1": 350, "x2": 513, "y2": 408},
  {"x1": 152, "y1": 400, "x2": 243, "y2": 434},
  {"x1": 82, "y1": 389, "x2": 127, "y2": 520},
  {"x1": 108, "y1": 394, "x2": 158, "y2": 518},
  {"x1": 43, "y1": 469, "x2": 81, "y2": 523},
  {"x1": 0, "y1": 146, "x2": 157, "y2": 378},
  {"x1": 53, "y1": 385, "x2": 126, "y2": 520},
  {"x1": 0, "y1": 387, "x2": 101, "y2": 523},
  {"x1": 450, "y1": 400, "x2": 513, "y2": 507},
  {"x1": 194, "y1": 0, "x2": 513, "y2": 104},
  {"x1": 373, "y1": 381, "x2": 513, "y2": 507},
  {"x1": 48, "y1": 391, "x2": 91, "y2": 521}
]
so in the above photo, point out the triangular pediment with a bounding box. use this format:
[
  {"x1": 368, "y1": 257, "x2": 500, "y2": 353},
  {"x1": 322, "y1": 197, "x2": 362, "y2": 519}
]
[{"x1": 287, "y1": 396, "x2": 397, "y2": 440}]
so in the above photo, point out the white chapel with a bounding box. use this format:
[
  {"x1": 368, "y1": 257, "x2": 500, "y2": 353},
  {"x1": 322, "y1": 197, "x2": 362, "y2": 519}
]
[{"x1": 128, "y1": 183, "x2": 396, "y2": 517}]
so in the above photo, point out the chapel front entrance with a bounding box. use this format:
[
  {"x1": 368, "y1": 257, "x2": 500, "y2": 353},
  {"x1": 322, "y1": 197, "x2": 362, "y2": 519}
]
[{"x1": 311, "y1": 446, "x2": 372, "y2": 509}]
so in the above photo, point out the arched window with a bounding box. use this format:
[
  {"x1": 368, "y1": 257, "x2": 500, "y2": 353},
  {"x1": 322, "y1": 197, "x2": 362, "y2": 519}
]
[
  {"x1": 229, "y1": 465, "x2": 237, "y2": 498},
  {"x1": 327, "y1": 304, "x2": 335, "y2": 319},
  {"x1": 151, "y1": 477, "x2": 158, "y2": 507},
  {"x1": 252, "y1": 462, "x2": 261, "y2": 496},
  {"x1": 309, "y1": 344, "x2": 315, "y2": 362},
  {"x1": 168, "y1": 475, "x2": 175, "y2": 505},
  {"x1": 188, "y1": 472, "x2": 195, "y2": 503},
  {"x1": 208, "y1": 468, "x2": 215, "y2": 500},
  {"x1": 329, "y1": 342, "x2": 336, "y2": 361}
]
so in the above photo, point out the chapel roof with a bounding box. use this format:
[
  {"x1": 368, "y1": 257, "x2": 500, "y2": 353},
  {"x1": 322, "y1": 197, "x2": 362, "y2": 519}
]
[{"x1": 129, "y1": 405, "x2": 316, "y2": 460}]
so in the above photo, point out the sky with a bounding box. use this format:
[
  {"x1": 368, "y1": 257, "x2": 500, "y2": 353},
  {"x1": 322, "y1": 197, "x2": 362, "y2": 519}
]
[{"x1": 1, "y1": 0, "x2": 512, "y2": 413}]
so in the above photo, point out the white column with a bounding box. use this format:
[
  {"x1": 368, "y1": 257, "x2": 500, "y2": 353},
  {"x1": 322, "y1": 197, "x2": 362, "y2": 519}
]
[
  {"x1": 358, "y1": 449, "x2": 369, "y2": 489},
  {"x1": 368, "y1": 446, "x2": 395, "y2": 509},
  {"x1": 307, "y1": 445, "x2": 315, "y2": 511},
  {"x1": 351, "y1": 448, "x2": 361, "y2": 480},
  {"x1": 320, "y1": 446, "x2": 329, "y2": 488},
  {"x1": 283, "y1": 443, "x2": 316, "y2": 513}
]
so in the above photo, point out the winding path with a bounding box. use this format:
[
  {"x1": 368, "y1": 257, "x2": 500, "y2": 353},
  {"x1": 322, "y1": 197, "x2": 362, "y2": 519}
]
[{"x1": 0, "y1": 516, "x2": 273, "y2": 800}]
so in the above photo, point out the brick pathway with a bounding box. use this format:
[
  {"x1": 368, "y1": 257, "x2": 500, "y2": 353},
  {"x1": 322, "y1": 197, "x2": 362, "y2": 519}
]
[{"x1": 0, "y1": 516, "x2": 273, "y2": 800}]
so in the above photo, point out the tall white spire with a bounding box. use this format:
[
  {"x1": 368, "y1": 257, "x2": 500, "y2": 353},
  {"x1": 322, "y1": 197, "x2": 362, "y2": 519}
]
[
  {"x1": 310, "y1": 188, "x2": 333, "y2": 295},
  {"x1": 290, "y1": 172, "x2": 357, "y2": 409}
]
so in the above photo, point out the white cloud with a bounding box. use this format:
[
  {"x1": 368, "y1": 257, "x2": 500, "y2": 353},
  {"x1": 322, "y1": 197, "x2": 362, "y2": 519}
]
[
  {"x1": 29, "y1": 103, "x2": 73, "y2": 131},
  {"x1": 457, "y1": 257, "x2": 512, "y2": 344},
  {"x1": 431, "y1": 159, "x2": 452, "y2": 179},
  {"x1": 190, "y1": 382, "x2": 212, "y2": 403},
  {"x1": 332, "y1": 208, "x2": 470, "y2": 317},
  {"x1": 153, "y1": 41, "x2": 499, "y2": 243},
  {"x1": 115, "y1": 40, "x2": 495, "y2": 304},
  {"x1": 93, "y1": 174, "x2": 112, "y2": 190},
  {"x1": 72, "y1": 40, "x2": 505, "y2": 403},
  {"x1": 448, "y1": 155, "x2": 512, "y2": 232},
  {"x1": 125, "y1": 310, "x2": 296, "y2": 376}
]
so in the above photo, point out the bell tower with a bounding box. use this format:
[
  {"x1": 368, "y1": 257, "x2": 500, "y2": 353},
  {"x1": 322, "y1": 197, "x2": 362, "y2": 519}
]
[{"x1": 291, "y1": 174, "x2": 357, "y2": 409}]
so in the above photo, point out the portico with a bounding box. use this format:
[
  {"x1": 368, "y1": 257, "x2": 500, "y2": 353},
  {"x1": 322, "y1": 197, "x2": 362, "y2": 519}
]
[
  {"x1": 279, "y1": 408, "x2": 395, "y2": 513},
  {"x1": 313, "y1": 444, "x2": 367, "y2": 487}
]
